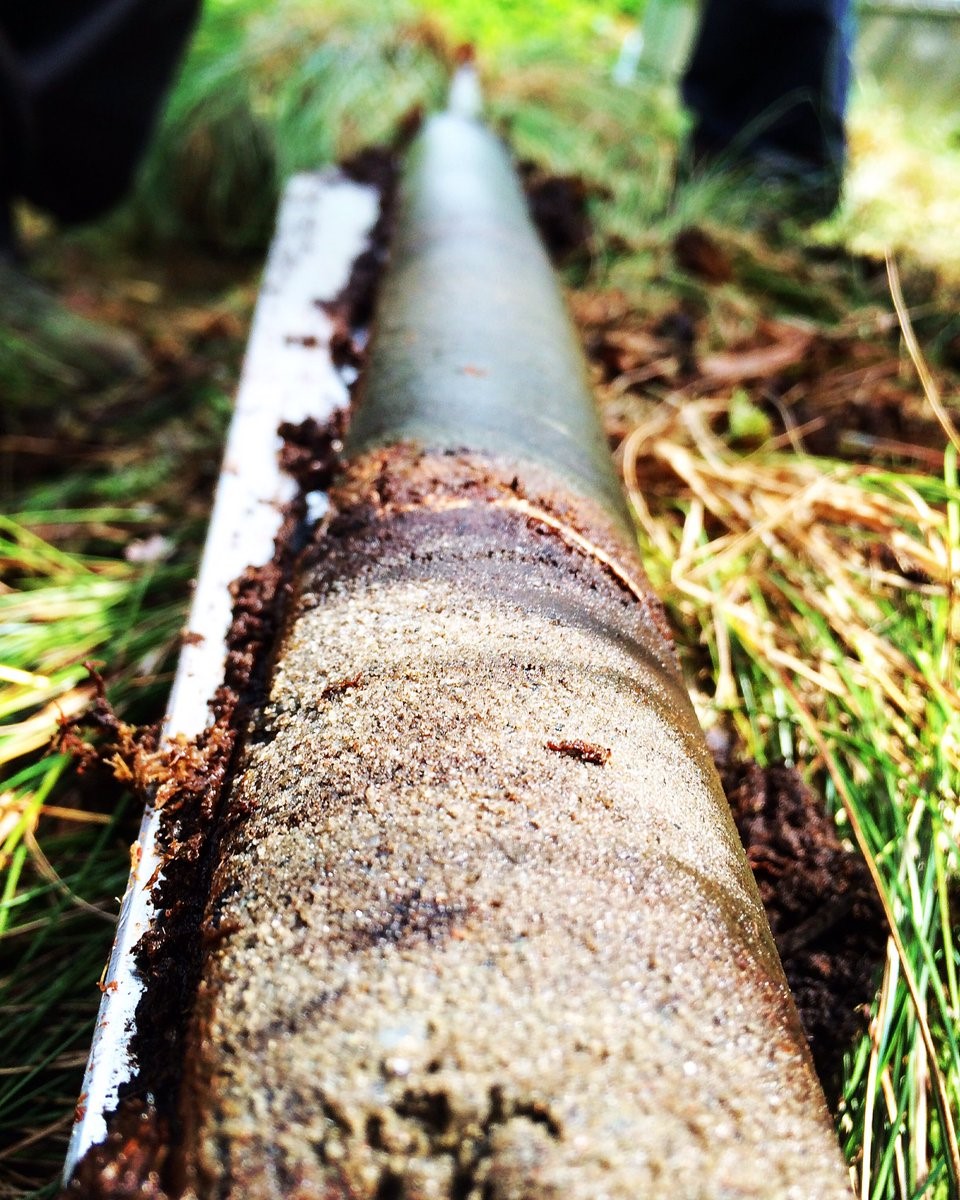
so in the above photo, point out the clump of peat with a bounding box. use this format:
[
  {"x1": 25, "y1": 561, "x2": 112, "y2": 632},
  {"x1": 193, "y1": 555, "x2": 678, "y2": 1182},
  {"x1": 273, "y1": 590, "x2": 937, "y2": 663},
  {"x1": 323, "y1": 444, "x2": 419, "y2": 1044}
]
[
  {"x1": 715, "y1": 747, "x2": 887, "y2": 1105},
  {"x1": 519, "y1": 161, "x2": 594, "y2": 267},
  {"x1": 277, "y1": 412, "x2": 348, "y2": 494}
]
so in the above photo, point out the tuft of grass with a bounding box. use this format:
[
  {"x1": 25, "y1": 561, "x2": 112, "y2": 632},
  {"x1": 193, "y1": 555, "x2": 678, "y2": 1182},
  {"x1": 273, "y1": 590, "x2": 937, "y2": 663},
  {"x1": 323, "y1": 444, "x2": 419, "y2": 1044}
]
[
  {"x1": 485, "y1": 51, "x2": 682, "y2": 220},
  {"x1": 0, "y1": 517, "x2": 193, "y2": 760},
  {"x1": 125, "y1": 0, "x2": 453, "y2": 251},
  {"x1": 0, "y1": 514, "x2": 193, "y2": 918}
]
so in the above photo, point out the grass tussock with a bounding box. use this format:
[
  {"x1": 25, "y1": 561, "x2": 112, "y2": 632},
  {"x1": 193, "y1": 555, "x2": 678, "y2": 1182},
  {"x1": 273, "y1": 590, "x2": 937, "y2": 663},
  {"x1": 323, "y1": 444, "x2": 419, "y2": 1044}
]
[{"x1": 127, "y1": 0, "x2": 453, "y2": 251}]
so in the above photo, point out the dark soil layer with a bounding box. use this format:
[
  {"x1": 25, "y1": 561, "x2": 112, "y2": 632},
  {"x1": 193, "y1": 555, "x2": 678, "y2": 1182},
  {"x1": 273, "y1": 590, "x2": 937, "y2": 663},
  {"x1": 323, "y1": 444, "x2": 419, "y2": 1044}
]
[{"x1": 717, "y1": 754, "x2": 887, "y2": 1106}]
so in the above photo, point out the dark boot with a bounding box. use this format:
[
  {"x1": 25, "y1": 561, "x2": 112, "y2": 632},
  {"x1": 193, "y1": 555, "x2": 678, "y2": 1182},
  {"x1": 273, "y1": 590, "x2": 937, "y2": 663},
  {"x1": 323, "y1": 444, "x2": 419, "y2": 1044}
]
[
  {"x1": 0, "y1": 0, "x2": 201, "y2": 224},
  {"x1": 680, "y1": 0, "x2": 851, "y2": 219}
]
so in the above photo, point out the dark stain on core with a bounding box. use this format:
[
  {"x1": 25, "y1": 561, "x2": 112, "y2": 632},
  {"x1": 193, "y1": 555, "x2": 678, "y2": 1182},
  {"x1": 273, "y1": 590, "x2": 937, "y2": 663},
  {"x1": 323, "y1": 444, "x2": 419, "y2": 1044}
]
[{"x1": 348, "y1": 888, "x2": 470, "y2": 952}]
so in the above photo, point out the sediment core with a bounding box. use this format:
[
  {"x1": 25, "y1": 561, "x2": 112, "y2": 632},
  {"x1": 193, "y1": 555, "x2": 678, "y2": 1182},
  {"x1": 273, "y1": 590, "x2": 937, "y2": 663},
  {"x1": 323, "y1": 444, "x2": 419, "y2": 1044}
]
[{"x1": 183, "y1": 465, "x2": 851, "y2": 1199}]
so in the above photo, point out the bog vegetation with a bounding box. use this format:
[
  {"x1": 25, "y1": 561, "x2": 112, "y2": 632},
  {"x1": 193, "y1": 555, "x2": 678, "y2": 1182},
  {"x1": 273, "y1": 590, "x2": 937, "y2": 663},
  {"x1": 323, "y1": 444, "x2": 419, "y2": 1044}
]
[{"x1": 2, "y1": 1, "x2": 959, "y2": 1196}]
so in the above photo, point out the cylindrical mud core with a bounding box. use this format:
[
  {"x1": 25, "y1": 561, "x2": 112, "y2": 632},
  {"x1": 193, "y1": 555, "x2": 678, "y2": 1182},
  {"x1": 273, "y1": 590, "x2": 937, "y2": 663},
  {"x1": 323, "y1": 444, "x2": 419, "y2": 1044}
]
[{"x1": 183, "y1": 455, "x2": 850, "y2": 1199}]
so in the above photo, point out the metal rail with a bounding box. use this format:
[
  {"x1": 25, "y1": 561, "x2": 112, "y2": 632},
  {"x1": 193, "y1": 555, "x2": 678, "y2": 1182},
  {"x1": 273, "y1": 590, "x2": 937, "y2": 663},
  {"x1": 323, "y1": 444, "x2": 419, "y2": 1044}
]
[{"x1": 63, "y1": 171, "x2": 380, "y2": 1180}]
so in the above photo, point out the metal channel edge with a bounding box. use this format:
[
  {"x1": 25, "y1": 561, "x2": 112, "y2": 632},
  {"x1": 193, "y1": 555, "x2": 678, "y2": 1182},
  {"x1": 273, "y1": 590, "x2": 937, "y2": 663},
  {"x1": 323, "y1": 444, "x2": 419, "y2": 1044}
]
[{"x1": 63, "y1": 171, "x2": 381, "y2": 1178}]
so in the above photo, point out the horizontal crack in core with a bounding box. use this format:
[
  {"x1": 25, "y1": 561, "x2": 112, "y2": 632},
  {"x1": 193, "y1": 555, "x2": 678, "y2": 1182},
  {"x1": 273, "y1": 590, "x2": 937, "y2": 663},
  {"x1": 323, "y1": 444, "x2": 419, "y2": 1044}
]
[{"x1": 379, "y1": 491, "x2": 657, "y2": 617}]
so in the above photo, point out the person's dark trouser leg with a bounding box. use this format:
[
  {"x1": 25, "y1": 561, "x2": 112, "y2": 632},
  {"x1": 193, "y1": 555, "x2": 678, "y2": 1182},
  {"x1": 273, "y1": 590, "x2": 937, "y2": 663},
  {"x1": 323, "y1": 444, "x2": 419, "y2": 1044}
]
[
  {"x1": 0, "y1": 26, "x2": 27, "y2": 256},
  {"x1": 0, "y1": 0, "x2": 201, "y2": 225},
  {"x1": 681, "y1": 0, "x2": 851, "y2": 185}
]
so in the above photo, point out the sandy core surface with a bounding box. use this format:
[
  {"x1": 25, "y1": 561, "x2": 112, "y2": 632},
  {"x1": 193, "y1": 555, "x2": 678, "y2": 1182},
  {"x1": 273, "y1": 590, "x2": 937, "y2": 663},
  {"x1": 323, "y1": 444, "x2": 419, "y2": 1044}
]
[{"x1": 183, "y1": 503, "x2": 850, "y2": 1199}]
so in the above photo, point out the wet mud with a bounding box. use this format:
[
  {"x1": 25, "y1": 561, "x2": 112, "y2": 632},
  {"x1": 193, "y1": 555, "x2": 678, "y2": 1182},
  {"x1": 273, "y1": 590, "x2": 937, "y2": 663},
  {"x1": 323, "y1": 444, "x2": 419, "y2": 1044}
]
[
  {"x1": 277, "y1": 412, "x2": 348, "y2": 494},
  {"x1": 64, "y1": 1096, "x2": 173, "y2": 1200}
]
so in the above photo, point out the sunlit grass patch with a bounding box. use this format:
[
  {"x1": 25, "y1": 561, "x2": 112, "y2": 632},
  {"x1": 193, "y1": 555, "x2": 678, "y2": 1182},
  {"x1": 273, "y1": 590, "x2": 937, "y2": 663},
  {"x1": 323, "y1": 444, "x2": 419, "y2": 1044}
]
[
  {"x1": 0, "y1": 516, "x2": 190, "y2": 764},
  {"x1": 0, "y1": 510, "x2": 191, "y2": 923},
  {"x1": 0, "y1": 514, "x2": 193, "y2": 1192},
  {"x1": 824, "y1": 79, "x2": 960, "y2": 282}
]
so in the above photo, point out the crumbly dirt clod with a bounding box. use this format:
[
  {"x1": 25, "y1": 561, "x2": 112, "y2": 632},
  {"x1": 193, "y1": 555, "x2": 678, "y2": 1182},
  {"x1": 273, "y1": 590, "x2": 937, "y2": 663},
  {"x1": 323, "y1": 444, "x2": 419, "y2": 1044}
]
[
  {"x1": 277, "y1": 412, "x2": 347, "y2": 494},
  {"x1": 63, "y1": 1097, "x2": 173, "y2": 1200},
  {"x1": 718, "y1": 754, "x2": 886, "y2": 1103},
  {"x1": 182, "y1": 454, "x2": 850, "y2": 1199}
]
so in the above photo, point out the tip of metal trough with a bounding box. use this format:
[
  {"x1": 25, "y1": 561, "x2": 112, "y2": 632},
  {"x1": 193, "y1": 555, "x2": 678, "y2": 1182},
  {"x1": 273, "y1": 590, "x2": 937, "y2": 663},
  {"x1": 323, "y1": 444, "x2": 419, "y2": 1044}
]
[{"x1": 448, "y1": 63, "x2": 482, "y2": 118}]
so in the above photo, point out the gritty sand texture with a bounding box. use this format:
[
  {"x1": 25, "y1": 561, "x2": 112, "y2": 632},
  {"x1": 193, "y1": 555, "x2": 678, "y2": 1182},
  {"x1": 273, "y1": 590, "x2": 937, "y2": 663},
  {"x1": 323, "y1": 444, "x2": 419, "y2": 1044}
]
[{"x1": 183, "y1": 479, "x2": 851, "y2": 1199}]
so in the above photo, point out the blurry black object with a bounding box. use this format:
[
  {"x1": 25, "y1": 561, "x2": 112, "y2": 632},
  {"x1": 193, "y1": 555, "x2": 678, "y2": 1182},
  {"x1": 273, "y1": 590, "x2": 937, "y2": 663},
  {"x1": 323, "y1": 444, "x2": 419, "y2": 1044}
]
[
  {"x1": 680, "y1": 0, "x2": 852, "y2": 218},
  {"x1": 0, "y1": 0, "x2": 200, "y2": 250}
]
